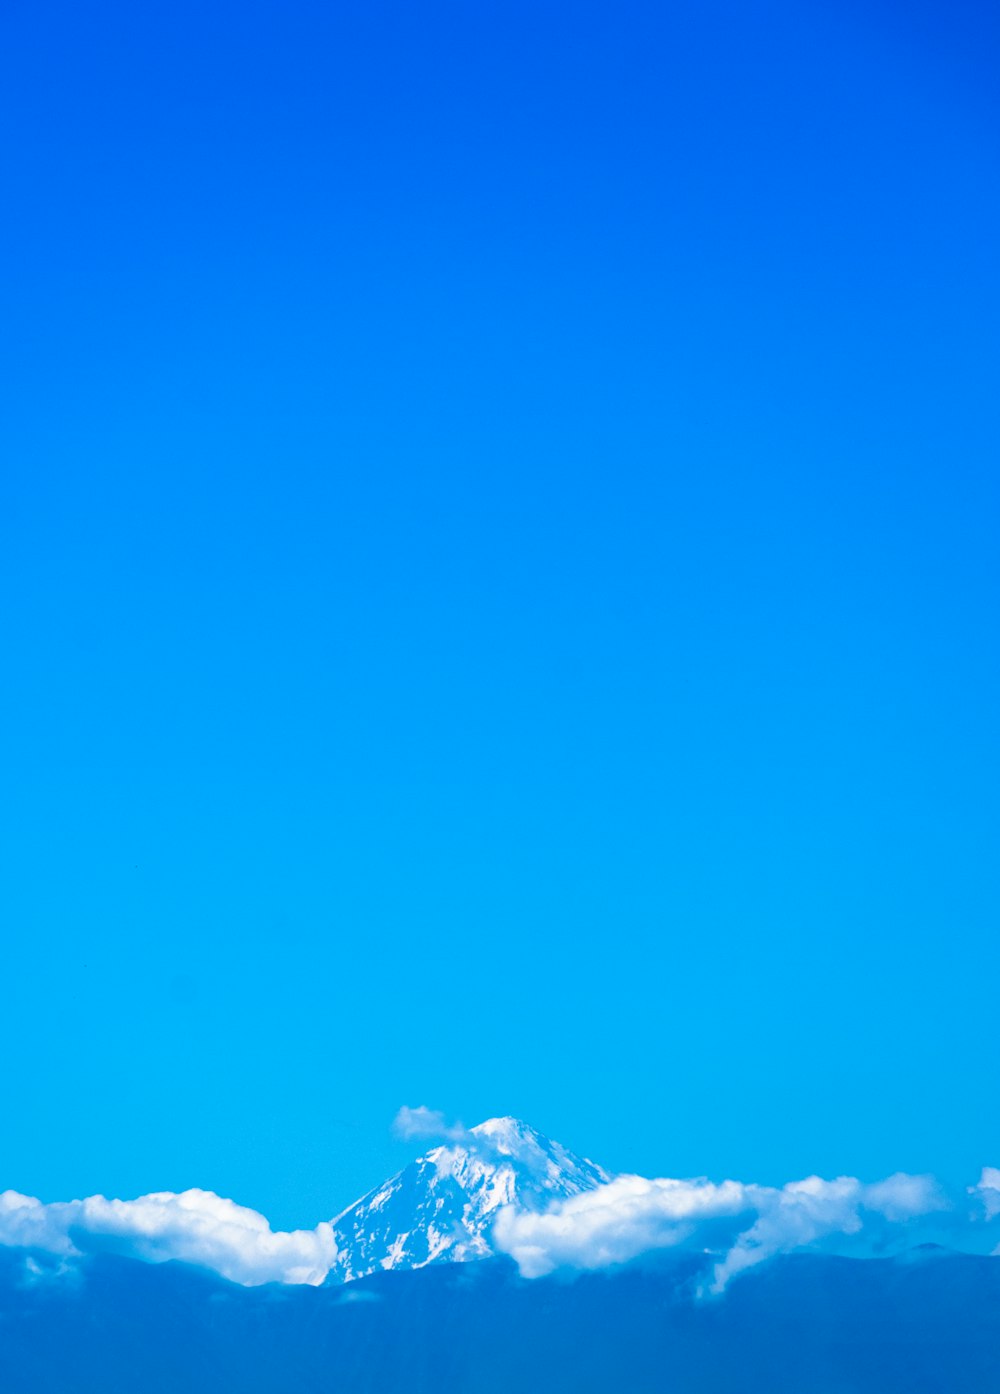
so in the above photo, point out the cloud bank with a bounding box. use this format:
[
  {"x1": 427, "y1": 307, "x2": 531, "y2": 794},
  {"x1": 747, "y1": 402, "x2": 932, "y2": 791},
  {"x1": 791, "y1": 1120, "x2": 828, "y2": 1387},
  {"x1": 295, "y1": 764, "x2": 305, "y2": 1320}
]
[
  {"x1": 493, "y1": 1168, "x2": 1000, "y2": 1292},
  {"x1": 0, "y1": 1188, "x2": 336, "y2": 1287},
  {"x1": 3, "y1": 1143, "x2": 999, "y2": 1292}
]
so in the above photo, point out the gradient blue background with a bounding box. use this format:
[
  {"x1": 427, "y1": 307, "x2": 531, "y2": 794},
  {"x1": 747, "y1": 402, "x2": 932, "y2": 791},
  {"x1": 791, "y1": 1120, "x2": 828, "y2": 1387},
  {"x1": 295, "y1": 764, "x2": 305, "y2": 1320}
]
[{"x1": 2, "y1": 0, "x2": 998, "y2": 1228}]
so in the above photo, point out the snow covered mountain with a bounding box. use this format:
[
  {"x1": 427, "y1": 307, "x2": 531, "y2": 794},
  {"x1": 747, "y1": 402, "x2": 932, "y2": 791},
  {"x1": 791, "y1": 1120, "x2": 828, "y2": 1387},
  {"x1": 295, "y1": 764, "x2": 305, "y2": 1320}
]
[{"x1": 328, "y1": 1117, "x2": 610, "y2": 1283}]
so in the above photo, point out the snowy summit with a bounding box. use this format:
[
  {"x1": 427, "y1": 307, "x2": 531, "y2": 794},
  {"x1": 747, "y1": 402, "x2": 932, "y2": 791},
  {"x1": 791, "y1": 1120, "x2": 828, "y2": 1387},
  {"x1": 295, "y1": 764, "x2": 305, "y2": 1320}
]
[{"x1": 328, "y1": 1117, "x2": 609, "y2": 1283}]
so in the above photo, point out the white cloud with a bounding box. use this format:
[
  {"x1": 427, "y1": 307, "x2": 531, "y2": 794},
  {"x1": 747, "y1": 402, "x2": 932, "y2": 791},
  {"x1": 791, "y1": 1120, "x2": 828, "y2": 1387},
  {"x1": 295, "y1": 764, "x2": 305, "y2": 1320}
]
[
  {"x1": 707, "y1": 1172, "x2": 943, "y2": 1293},
  {"x1": 493, "y1": 1169, "x2": 955, "y2": 1292},
  {"x1": 0, "y1": 1188, "x2": 336, "y2": 1287},
  {"x1": 392, "y1": 1105, "x2": 471, "y2": 1144},
  {"x1": 493, "y1": 1174, "x2": 751, "y2": 1278},
  {"x1": 972, "y1": 1167, "x2": 1000, "y2": 1221}
]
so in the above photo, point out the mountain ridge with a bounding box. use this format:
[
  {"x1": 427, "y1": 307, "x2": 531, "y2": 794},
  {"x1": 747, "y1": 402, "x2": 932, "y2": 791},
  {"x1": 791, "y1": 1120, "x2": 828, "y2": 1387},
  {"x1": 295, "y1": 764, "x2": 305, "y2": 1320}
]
[{"x1": 5, "y1": 1244, "x2": 1000, "y2": 1393}]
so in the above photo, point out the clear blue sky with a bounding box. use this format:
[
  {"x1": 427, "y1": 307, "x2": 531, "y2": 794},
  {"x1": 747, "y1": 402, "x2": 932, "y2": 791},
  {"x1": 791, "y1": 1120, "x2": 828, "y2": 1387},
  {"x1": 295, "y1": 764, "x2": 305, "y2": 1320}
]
[{"x1": 2, "y1": 0, "x2": 998, "y2": 1228}]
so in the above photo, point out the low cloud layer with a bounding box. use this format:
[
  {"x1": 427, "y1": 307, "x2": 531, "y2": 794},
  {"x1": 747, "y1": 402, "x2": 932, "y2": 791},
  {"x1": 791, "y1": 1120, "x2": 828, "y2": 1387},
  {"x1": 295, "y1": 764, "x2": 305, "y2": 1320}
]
[
  {"x1": 3, "y1": 1143, "x2": 1000, "y2": 1292},
  {"x1": 0, "y1": 1188, "x2": 336, "y2": 1286},
  {"x1": 494, "y1": 1168, "x2": 1000, "y2": 1292}
]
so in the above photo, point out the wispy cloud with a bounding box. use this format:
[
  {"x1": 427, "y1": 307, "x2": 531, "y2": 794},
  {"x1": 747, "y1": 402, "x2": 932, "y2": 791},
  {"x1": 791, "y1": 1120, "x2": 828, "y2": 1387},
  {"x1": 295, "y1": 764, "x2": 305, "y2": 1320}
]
[
  {"x1": 973, "y1": 1167, "x2": 1000, "y2": 1216},
  {"x1": 392, "y1": 1105, "x2": 471, "y2": 1144}
]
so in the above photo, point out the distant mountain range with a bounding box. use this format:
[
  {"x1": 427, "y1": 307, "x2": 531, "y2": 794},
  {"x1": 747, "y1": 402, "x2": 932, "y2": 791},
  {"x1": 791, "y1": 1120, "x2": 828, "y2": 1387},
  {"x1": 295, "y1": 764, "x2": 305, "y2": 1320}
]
[
  {"x1": 4, "y1": 1243, "x2": 1000, "y2": 1392},
  {"x1": 328, "y1": 1116, "x2": 609, "y2": 1282}
]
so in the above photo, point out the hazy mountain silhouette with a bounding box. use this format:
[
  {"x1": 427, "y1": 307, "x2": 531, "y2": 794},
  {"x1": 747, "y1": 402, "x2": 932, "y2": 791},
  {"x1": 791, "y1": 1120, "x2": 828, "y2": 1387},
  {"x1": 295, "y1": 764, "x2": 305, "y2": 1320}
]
[{"x1": 3, "y1": 1243, "x2": 1000, "y2": 1392}]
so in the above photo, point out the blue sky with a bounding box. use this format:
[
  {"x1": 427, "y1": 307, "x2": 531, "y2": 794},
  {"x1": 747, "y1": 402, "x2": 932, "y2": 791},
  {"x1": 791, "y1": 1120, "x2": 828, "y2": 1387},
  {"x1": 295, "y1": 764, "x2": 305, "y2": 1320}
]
[{"x1": 2, "y1": 0, "x2": 999, "y2": 1229}]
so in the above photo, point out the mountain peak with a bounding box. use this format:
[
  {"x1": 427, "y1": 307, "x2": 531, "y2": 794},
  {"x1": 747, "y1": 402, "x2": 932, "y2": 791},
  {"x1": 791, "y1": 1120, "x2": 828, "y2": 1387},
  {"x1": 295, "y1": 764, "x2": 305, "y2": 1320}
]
[
  {"x1": 471, "y1": 1114, "x2": 526, "y2": 1137},
  {"x1": 328, "y1": 1118, "x2": 609, "y2": 1284},
  {"x1": 468, "y1": 1116, "x2": 547, "y2": 1150}
]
